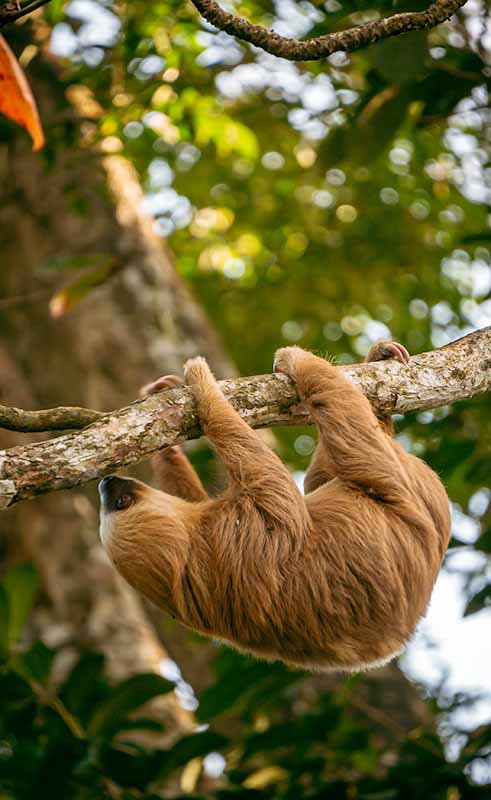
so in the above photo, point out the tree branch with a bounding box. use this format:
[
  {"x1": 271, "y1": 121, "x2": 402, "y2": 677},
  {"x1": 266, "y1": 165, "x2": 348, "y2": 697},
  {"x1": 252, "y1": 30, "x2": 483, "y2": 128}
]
[
  {"x1": 189, "y1": 0, "x2": 468, "y2": 61},
  {"x1": 0, "y1": 404, "x2": 103, "y2": 432},
  {"x1": 0, "y1": 326, "x2": 490, "y2": 508},
  {"x1": 0, "y1": 0, "x2": 52, "y2": 29}
]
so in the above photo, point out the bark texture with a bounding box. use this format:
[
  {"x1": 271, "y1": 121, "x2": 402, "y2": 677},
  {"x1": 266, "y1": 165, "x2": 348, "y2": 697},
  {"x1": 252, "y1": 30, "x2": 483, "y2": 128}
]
[
  {"x1": 190, "y1": 0, "x2": 468, "y2": 61},
  {"x1": 1, "y1": 325, "x2": 489, "y2": 507}
]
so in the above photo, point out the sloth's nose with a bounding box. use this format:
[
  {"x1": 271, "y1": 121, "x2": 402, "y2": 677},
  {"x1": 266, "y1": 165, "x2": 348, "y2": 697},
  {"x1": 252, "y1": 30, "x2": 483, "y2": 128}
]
[
  {"x1": 98, "y1": 475, "x2": 136, "y2": 513},
  {"x1": 98, "y1": 475, "x2": 132, "y2": 504},
  {"x1": 98, "y1": 475, "x2": 120, "y2": 499},
  {"x1": 99, "y1": 475, "x2": 117, "y2": 491}
]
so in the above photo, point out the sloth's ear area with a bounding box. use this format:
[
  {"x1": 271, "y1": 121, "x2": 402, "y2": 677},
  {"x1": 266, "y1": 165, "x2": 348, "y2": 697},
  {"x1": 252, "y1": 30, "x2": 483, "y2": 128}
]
[{"x1": 99, "y1": 475, "x2": 140, "y2": 514}]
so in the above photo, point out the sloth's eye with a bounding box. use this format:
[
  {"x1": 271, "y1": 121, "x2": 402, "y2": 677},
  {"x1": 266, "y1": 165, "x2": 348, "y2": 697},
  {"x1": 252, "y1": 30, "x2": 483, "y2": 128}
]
[{"x1": 115, "y1": 494, "x2": 132, "y2": 511}]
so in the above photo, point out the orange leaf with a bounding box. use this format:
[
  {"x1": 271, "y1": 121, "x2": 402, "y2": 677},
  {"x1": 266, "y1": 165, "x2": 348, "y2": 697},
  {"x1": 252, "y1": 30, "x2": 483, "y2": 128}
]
[{"x1": 0, "y1": 34, "x2": 45, "y2": 151}]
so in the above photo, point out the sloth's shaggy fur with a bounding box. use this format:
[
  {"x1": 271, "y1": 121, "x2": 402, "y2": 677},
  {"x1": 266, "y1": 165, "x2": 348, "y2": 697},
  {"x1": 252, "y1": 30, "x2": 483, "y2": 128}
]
[{"x1": 99, "y1": 344, "x2": 451, "y2": 671}]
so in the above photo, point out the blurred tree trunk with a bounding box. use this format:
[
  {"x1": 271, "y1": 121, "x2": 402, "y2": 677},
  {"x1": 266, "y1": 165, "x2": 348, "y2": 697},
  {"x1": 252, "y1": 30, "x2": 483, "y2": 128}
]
[
  {"x1": 0, "y1": 28, "x2": 234, "y2": 725},
  {"x1": 0, "y1": 26, "x2": 431, "y2": 742}
]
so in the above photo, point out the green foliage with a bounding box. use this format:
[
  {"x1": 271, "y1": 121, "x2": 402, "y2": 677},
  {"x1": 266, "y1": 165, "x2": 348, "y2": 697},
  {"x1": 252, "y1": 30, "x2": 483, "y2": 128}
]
[
  {"x1": 0, "y1": 563, "x2": 39, "y2": 654},
  {"x1": 197, "y1": 650, "x2": 302, "y2": 722},
  {"x1": 0, "y1": 569, "x2": 489, "y2": 799},
  {"x1": 87, "y1": 674, "x2": 174, "y2": 738},
  {"x1": 464, "y1": 585, "x2": 491, "y2": 618},
  {"x1": 0, "y1": 585, "x2": 9, "y2": 659}
]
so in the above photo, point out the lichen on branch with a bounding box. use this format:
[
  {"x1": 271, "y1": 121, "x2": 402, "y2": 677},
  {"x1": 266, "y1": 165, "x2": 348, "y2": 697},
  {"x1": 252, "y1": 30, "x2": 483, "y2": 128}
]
[
  {"x1": 189, "y1": 0, "x2": 467, "y2": 61},
  {"x1": 0, "y1": 325, "x2": 490, "y2": 508}
]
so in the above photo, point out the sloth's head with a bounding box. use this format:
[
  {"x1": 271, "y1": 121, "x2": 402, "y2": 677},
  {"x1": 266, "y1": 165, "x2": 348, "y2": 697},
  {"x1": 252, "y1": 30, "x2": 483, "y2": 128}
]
[
  {"x1": 98, "y1": 474, "x2": 189, "y2": 606},
  {"x1": 99, "y1": 475, "x2": 143, "y2": 547},
  {"x1": 98, "y1": 475, "x2": 182, "y2": 549}
]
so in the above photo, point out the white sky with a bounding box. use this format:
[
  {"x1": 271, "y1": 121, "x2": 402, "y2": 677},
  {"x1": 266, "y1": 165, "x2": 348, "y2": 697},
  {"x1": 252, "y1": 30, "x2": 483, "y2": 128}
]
[{"x1": 402, "y1": 558, "x2": 491, "y2": 729}]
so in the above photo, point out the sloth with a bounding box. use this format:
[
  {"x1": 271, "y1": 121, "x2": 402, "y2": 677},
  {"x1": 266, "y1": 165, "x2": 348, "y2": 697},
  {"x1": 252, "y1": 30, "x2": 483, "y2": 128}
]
[{"x1": 99, "y1": 343, "x2": 451, "y2": 672}]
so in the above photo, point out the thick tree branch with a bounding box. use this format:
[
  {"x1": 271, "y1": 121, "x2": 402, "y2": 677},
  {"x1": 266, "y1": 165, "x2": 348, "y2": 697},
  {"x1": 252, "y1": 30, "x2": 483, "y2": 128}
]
[
  {"x1": 0, "y1": 326, "x2": 489, "y2": 508},
  {"x1": 190, "y1": 0, "x2": 468, "y2": 61}
]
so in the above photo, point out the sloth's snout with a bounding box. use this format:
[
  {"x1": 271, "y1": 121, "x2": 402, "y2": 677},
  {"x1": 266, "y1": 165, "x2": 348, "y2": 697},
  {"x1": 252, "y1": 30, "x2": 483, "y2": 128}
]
[
  {"x1": 99, "y1": 475, "x2": 136, "y2": 513},
  {"x1": 99, "y1": 474, "x2": 126, "y2": 496},
  {"x1": 99, "y1": 474, "x2": 117, "y2": 492}
]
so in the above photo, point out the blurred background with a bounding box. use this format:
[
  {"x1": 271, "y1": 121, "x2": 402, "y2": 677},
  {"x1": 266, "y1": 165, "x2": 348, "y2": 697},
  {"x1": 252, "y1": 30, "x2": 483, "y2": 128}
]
[{"x1": 1, "y1": 0, "x2": 491, "y2": 796}]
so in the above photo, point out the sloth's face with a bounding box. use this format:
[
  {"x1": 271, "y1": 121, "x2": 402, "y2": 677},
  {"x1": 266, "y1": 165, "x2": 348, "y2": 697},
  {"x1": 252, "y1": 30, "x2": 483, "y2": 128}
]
[
  {"x1": 98, "y1": 475, "x2": 140, "y2": 514},
  {"x1": 98, "y1": 474, "x2": 190, "y2": 611},
  {"x1": 98, "y1": 475, "x2": 147, "y2": 549},
  {"x1": 98, "y1": 474, "x2": 183, "y2": 554}
]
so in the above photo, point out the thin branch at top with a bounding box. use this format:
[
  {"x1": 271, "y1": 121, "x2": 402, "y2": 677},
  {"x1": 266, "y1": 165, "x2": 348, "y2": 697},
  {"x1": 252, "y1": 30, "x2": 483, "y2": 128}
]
[
  {"x1": 0, "y1": 326, "x2": 490, "y2": 509},
  {"x1": 189, "y1": 0, "x2": 468, "y2": 61}
]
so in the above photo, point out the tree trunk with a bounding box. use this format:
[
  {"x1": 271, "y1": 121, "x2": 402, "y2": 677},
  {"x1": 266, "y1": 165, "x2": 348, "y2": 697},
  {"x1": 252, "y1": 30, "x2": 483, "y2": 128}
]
[{"x1": 0, "y1": 33, "x2": 232, "y2": 722}]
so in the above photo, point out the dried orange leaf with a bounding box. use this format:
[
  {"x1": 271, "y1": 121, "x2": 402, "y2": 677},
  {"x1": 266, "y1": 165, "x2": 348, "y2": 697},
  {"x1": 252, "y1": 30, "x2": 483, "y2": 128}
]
[{"x1": 0, "y1": 34, "x2": 45, "y2": 151}]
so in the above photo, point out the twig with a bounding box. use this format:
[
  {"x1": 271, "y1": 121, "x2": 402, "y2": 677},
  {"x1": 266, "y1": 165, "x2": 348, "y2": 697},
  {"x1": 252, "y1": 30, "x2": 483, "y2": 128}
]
[
  {"x1": 0, "y1": 325, "x2": 489, "y2": 508},
  {"x1": 189, "y1": 0, "x2": 468, "y2": 61},
  {"x1": 0, "y1": 404, "x2": 104, "y2": 432},
  {"x1": 0, "y1": 289, "x2": 51, "y2": 310},
  {"x1": 0, "y1": 0, "x2": 53, "y2": 28}
]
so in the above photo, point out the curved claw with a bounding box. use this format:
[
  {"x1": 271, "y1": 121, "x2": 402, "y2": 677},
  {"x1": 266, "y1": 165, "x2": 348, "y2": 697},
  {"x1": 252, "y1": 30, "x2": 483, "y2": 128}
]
[
  {"x1": 140, "y1": 374, "x2": 182, "y2": 398},
  {"x1": 388, "y1": 342, "x2": 410, "y2": 364},
  {"x1": 273, "y1": 346, "x2": 303, "y2": 380},
  {"x1": 367, "y1": 341, "x2": 410, "y2": 365},
  {"x1": 272, "y1": 354, "x2": 282, "y2": 374}
]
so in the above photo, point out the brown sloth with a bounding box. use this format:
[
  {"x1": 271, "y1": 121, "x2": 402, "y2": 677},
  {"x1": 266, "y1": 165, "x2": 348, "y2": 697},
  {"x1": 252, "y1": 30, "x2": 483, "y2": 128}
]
[{"x1": 99, "y1": 343, "x2": 451, "y2": 672}]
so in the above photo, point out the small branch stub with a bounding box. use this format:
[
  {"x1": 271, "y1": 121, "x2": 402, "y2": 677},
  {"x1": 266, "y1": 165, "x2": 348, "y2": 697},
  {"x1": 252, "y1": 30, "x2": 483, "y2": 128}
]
[{"x1": 0, "y1": 326, "x2": 490, "y2": 508}]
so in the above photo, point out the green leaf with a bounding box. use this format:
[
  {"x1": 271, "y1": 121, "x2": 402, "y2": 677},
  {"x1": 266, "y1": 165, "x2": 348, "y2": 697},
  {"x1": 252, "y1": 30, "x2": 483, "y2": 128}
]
[
  {"x1": 461, "y1": 232, "x2": 491, "y2": 244},
  {"x1": 2, "y1": 563, "x2": 39, "y2": 648},
  {"x1": 414, "y1": 66, "x2": 481, "y2": 121},
  {"x1": 371, "y1": 31, "x2": 428, "y2": 86},
  {"x1": 45, "y1": 0, "x2": 65, "y2": 23},
  {"x1": 197, "y1": 663, "x2": 268, "y2": 721},
  {"x1": 325, "y1": 87, "x2": 409, "y2": 165},
  {"x1": 476, "y1": 525, "x2": 491, "y2": 554},
  {"x1": 155, "y1": 730, "x2": 228, "y2": 780},
  {"x1": 198, "y1": 652, "x2": 301, "y2": 721},
  {"x1": 61, "y1": 652, "x2": 106, "y2": 722},
  {"x1": 463, "y1": 584, "x2": 491, "y2": 617},
  {"x1": 0, "y1": 585, "x2": 9, "y2": 659},
  {"x1": 13, "y1": 641, "x2": 55, "y2": 686},
  {"x1": 87, "y1": 673, "x2": 174, "y2": 738},
  {"x1": 101, "y1": 743, "x2": 163, "y2": 789}
]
